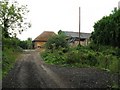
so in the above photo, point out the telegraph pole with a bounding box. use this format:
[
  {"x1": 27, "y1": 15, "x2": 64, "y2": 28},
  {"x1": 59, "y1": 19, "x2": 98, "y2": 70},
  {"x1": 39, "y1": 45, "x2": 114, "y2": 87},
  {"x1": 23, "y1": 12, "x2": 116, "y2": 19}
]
[
  {"x1": 118, "y1": 1, "x2": 120, "y2": 9},
  {"x1": 79, "y1": 7, "x2": 81, "y2": 45}
]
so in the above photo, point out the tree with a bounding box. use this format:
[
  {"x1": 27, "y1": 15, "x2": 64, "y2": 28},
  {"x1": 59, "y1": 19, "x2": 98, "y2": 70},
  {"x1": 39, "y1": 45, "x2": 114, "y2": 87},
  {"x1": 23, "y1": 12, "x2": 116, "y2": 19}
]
[
  {"x1": 18, "y1": 38, "x2": 32, "y2": 49},
  {"x1": 27, "y1": 38, "x2": 32, "y2": 49},
  {"x1": 0, "y1": 0, "x2": 31, "y2": 38},
  {"x1": 18, "y1": 40, "x2": 28, "y2": 49},
  {"x1": 91, "y1": 8, "x2": 120, "y2": 48},
  {"x1": 45, "y1": 34, "x2": 69, "y2": 50}
]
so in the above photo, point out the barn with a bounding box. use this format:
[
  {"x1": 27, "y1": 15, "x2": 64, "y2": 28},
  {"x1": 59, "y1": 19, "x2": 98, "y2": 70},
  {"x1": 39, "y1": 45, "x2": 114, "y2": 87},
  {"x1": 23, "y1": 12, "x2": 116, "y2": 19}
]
[
  {"x1": 62, "y1": 31, "x2": 91, "y2": 46},
  {"x1": 32, "y1": 31, "x2": 56, "y2": 49}
]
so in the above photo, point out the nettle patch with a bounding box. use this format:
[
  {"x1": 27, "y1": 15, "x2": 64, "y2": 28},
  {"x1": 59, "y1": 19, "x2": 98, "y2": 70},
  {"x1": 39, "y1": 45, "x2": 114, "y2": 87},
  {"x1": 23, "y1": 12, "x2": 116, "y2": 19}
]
[{"x1": 41, "y1": 45, "x2": 120, "y2": 74}]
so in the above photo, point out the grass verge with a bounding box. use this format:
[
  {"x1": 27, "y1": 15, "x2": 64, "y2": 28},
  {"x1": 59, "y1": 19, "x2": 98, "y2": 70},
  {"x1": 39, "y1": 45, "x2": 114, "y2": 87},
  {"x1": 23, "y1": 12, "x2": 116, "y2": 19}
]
[{"x1": 2, "y1": 47, "x2": 22, "y2": 78}]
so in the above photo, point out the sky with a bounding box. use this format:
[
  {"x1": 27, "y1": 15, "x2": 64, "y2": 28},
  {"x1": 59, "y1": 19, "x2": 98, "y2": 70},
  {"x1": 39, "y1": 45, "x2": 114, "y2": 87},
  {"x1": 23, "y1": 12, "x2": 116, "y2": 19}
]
[{"x1": 16, "y1": 0, "x2": 120, "y2": 40}]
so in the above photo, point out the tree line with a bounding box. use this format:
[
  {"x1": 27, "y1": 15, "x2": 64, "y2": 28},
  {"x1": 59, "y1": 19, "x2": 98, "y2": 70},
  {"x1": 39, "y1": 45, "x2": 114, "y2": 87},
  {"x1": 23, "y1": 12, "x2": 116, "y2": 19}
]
[
  {"x1": 91, "y1": 8, "x2": 120, "y2": 48},
  {"x1": 0, "y1": 0, "x2": 32, "y2": 50}
]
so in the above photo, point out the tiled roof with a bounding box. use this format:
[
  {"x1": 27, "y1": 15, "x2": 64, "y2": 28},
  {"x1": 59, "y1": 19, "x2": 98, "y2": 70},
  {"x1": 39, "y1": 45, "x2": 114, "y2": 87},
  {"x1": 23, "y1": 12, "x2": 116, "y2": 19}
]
[
  {"x1": 63, "y1": 31, "x2": 91, "y2": 39},
  {"x1": 33, "y1": 31, "x2": 56, "y2": 42}
]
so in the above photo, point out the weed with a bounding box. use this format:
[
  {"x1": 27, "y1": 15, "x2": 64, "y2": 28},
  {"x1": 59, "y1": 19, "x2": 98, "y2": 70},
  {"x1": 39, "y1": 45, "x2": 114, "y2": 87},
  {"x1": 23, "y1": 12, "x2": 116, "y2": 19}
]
[{"x1": 41, "y1": 45, "x2": 120, "y2": 74}]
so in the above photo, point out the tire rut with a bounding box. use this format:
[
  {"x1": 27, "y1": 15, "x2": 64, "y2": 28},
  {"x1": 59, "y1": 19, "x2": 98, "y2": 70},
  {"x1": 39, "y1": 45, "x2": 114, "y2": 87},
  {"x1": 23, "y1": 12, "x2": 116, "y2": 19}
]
[
  {"x1": 3, "y1": 50, "x2": 118, "y2": 88},
  {"x1": 2, "y1": 50, "x2": 58, "y2": 88}
]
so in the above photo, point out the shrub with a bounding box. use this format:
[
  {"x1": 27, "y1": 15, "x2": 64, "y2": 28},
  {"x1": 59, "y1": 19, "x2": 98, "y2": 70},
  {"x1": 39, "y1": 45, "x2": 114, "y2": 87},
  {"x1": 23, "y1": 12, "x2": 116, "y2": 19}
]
[
  {"x1": 42, "y1": 44, "x2": 120, "y2": 74},
  {"x1": 2, "y1": 37, "x2": 22, "y2": 77},
  {"x1": 66, "y1": 50, "x2": 80, "y2": 64},
  {"x1": 109, "y1": 57, "x2": 119, "y2": 73},
  {"x1": 86, "y1": 53, "x2": 97, "y2": 66},
  {"x1": 45, "y1": 34, "x2": 69, "y2": 50},
  {"x1": 89, "y1": 43, "x2": 100, "y2": 51},
  {"x1": 115, "y1": 48, "x2": 120, "y2": 57},
  {"x1": 41, "y1": 50, "x2": 67, "y2": 65},
  {"x1": 2, "y1": 47, "x2": 21, "y2": 77}
]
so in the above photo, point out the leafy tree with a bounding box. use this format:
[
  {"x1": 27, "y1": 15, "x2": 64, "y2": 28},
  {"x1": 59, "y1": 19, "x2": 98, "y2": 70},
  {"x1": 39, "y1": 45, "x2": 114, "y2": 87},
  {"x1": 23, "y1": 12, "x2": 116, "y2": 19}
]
[
  {"x1": 0, "y1": 0, "x2": 31, "y2": 38},
  {"x1": 18, "y1": 38, "x2": 32, "y2": 49},
  {"x1": 45, "y1": 34, "x2": 69, "y2": 50},
  {"x1": 91, "y1": 8, "x2": 120, "y2": 48},
  {"x1": 26, "y1": 38, "x2": 32, "y2": 49},
  {"x1": 18, "y1": 40, "x2": 28, "y2": 49},
  {"x1": 1, "y1": 0, "x2": 31, "y2": 78},
  {"x1": 58, "y1": 30, "x2": 64, "y2": 35}
]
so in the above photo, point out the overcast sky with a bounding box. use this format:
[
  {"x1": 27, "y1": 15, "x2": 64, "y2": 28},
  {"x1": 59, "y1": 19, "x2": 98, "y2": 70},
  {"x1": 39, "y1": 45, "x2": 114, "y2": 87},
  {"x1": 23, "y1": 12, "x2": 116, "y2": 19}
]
[{"x1": 16, "y1": 0, "x2": 120, "y2": 40}]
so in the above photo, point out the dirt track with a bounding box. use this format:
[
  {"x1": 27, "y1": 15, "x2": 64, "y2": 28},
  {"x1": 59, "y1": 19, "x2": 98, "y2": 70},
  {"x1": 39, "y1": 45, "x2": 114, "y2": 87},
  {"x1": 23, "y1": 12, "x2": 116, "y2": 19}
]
[{"x1": 2, "y1": 50, "x2": 119, "y2": 88}]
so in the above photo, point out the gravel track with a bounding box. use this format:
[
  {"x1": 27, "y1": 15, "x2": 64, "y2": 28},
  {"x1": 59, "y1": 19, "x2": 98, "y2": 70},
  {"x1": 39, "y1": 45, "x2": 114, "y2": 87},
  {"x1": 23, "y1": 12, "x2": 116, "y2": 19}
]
[
  {"x1": 2, "y1": 50, "x2": 119, "y2": 88},
  {"x1": 2, "y1": 50, "x2": 59, "y2": 88},
  {"x1": 45, "y1": 64, "x2": 119, "y2": 88}
]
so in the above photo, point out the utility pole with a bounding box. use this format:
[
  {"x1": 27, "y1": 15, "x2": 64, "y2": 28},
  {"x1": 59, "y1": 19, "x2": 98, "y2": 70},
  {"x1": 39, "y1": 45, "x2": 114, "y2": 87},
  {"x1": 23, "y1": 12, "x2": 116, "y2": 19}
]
[
  {"x1": 118, "y1": 1, "x2": 120, "y2": 9},
  {"x1": 79, "y1": 7, "x2": 81, "y2": 45}
]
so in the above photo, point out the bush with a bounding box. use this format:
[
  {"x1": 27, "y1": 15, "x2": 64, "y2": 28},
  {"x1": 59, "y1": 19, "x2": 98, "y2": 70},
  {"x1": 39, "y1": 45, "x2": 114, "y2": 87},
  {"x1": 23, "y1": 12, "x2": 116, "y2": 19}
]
[
  {"x1": 108, "y1": 57, "x2": 119, "y2": 73},
  {"x1": 2, "y1": 37, "x2": 22, "y2": 77},
  {"x1": 42, "y1": 44, "x2": 120, "y2": 74},
  {"x1": 45, "y1": 34, "x2": 69, "y2": 50},
  {"x1": 115, "y1": 48, "x2": 120, "y2": 57},
  {"x1": 66, "y1": 50, "x2": 80, "y2": 64},
  {"x1": 89, "y1": 43, "x2": 100, "y2": 51},
  {"x1": 41, "y1": 50, "x2": 67, "y2": 65},
  {"x1": 86, "y1": 53, "x2": 97, "y2": 66},
  {"x1": 2, "y1": 47, "x2": 21, "y2": 77}
]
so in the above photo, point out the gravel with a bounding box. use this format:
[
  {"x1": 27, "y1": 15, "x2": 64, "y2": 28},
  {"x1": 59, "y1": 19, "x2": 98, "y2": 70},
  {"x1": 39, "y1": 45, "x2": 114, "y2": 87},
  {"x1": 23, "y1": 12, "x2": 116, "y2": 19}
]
[
  {"x1": 2, "y1": 50, "x2": 119, "y2": 89},
  {"x1": 45, "y1": 64, "x2": 119, "y2": 88}
]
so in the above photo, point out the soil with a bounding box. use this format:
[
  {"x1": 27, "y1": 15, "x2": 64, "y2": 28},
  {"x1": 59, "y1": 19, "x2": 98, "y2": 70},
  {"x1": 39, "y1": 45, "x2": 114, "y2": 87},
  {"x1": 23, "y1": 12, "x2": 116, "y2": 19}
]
[{"x1": 2, "y1": 50, "x2": 119, "y2": 88}]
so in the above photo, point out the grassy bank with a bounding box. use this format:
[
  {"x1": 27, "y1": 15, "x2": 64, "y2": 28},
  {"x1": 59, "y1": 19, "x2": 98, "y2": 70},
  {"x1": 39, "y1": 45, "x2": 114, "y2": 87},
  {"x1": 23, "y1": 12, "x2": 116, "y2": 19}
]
[
  {"x1": 41, "y1": 45, "x2": 120, "y2": 74},
  {"x1": 2, "y1": 46, "x2": 22, "y2": 78},
  {"x1": 0, "y1": 52, "x2": 1, "y2": 80}
]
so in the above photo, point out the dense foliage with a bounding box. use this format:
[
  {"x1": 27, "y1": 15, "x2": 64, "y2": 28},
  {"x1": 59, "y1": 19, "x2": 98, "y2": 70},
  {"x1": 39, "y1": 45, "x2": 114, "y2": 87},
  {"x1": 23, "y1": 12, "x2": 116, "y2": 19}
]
[
  {"x1": 41, "y1": 8, "x2": 120, "y2": 88},
  {"x1": 0, "y1": 0, "x2": 31, "y2": 38},
  {"x1": 45, "y1": 34, "x2": 69, "y2": 51},
  {"x1": 2, "y1": 42, "x2": 22, "y2": 76},
  {"x1": 19, "y1": 38, "x2": 33, "y2": 49},
  {"x1": 0, "y1": 0, "x2": 31, "y2": 77},
  {"x1": 0, "y1": 26, "x2": 1, "y2": 80},
  {"x1": 91, "y1": 8, "x2": 120, "y2": 48},
  {"x1": 41, "y1": 45, "x2": 120, "y2": 74},
  {"x1": 2, "y1": 37, "x2": 33, "y2": 77}
]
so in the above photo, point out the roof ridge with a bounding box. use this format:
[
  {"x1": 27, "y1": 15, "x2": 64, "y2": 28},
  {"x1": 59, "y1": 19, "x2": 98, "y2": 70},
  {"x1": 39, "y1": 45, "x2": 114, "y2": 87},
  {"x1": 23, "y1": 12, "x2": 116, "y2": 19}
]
[
  {"x1": 63, "y1": 31, "x2": 91, "y2": 34},
  {"x1": 33, "y1": 31, "x2": 56, "y2": 41},
  {"x1": 43, "y1": 31, "x2": 55, "y2": 32}
]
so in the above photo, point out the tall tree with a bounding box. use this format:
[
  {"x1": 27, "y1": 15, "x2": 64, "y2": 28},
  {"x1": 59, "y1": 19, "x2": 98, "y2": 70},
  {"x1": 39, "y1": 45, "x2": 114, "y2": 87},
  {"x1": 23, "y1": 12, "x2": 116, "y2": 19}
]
[
  {"x1": 91, "y1": 8, "x2": 120, "y2": 48},
  {"x1": 46, "y1": 34, "x2": 69, "y2": 50},
  {"x1": 0, "y1": 0, "x2": 31, "y2": 38},
  {"x1": 27, "y1": 38, "x2": 32, "y2": 49}
]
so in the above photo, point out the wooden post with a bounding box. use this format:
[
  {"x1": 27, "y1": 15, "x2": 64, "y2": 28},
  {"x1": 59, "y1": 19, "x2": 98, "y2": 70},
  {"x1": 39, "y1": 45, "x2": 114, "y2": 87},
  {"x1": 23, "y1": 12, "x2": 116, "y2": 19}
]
[{"x1": 79, "y1": 7, "x2": 81, "y2": 45}]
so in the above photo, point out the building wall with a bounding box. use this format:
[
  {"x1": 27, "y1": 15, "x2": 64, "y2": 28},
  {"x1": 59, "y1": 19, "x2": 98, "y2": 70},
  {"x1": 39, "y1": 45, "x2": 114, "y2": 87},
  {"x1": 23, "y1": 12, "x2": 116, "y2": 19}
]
[
  {"x1": 34, "y1": 41, "x2": 46, "y2": 49},
  {"x1": 70, "y1": 39, "x2": 90, "y2": 46}
]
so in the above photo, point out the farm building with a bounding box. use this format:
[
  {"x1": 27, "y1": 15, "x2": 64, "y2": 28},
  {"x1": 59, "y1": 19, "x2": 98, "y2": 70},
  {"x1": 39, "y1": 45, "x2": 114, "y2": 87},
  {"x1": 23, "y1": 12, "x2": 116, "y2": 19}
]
[
  {"x1": 62, "y1": 31, "x2": 91, "y2": 46},
  {"x1": 33, "y1": 31, "x2": 56, "y2": 49}
]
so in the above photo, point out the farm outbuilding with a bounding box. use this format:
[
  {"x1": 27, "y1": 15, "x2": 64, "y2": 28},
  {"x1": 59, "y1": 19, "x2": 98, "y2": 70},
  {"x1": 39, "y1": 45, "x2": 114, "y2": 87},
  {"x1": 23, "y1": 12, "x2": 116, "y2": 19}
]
[
  {"x1": 62, "y1": 31, "x2": 91, "y2": 46},
  {"x1": 33, "y1": 31, "x2": 56, "y2": 49}
]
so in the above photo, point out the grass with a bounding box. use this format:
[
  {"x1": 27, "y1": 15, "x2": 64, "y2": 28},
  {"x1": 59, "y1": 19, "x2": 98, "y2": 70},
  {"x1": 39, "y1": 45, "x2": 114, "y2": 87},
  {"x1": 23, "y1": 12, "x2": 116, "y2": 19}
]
[
  {"x1": 2, "y1": 46, "x2": 21, "y2": 78},
  {"x1": 0, "y1": 46, "x2": 2, "y2": 80},
  {"x1": 112, "y1": 83, "x2": 119, "y2": 89}
]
